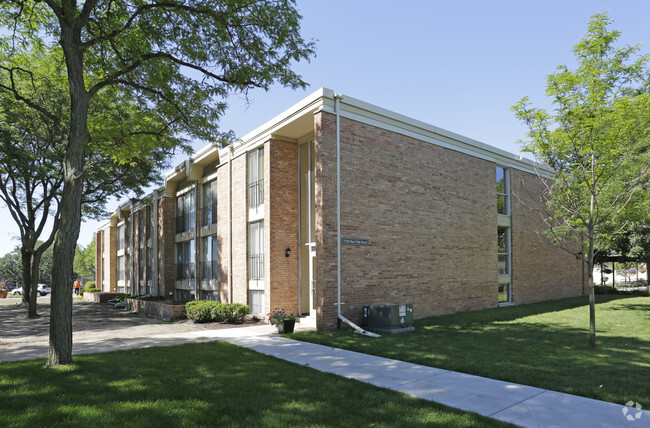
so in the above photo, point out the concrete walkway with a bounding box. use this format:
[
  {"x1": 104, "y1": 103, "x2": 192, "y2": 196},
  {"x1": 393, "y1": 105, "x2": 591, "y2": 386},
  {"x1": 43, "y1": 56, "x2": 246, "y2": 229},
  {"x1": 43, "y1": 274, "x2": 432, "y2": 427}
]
[
  {"x1": 193, "y1": 325, "x2": 650, "y2": 428},
  {"x1": 1, "y1": 302, "x2": 648, "y2": 427}
]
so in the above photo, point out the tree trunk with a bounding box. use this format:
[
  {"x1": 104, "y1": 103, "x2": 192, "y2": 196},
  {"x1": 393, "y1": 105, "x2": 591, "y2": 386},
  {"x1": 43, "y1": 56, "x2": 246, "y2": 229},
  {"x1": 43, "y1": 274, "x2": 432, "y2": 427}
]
[
  {"x1": 587, "y1": 257, "x2": 596, "y2": 347},
  {"x1": 588, "y1": 193, "x2": 596, "y2": 348},
  {"x1": 47, "y1": 20, "x2": 90, "y2": 367},
  {"x1": 20, "y1": 248, "x2": 38, "y2": 318},
  {"x1": 646, "y1": 255, "x2": 650, "y2": 296}
]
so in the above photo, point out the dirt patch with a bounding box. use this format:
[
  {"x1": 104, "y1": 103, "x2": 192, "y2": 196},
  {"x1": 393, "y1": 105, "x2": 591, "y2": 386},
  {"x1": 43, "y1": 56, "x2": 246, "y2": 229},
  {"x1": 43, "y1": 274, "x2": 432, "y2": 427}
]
[{"x1": 181, "y1": 317, "x2": 268, "y2": 330}]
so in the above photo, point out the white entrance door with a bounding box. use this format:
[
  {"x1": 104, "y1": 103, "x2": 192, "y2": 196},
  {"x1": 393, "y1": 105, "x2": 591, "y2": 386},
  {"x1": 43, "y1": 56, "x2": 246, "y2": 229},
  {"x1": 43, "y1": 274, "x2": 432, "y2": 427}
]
[{"x1": 306, "y1": 242, "x2": 316, "y2": 317}]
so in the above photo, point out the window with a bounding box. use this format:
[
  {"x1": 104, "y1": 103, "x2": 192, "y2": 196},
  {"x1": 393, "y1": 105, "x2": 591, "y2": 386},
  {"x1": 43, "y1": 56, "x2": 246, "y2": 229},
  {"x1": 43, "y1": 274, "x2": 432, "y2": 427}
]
[
  {"x1": 176, "y1": 189, "x2": 196, "y2": 233},
  {"x1": 117, "y1": 224, "x2": 125, "y2": 250},
  {"x1": 248, "y1": 221, "x2": 264, "y2": 281},
  {"x1": 145, "y1": 206, "x2": 152, "y2": 240},
  {"x1": 498, "y1": 282, "x2": 511, "y2": 304},
  {"x1": 117, "y1": 255, "x2": 126, "y2": 293},
  {"x1": 175, "y1": 240, "x2": 195, "y2": 300},
  {"x1": 146, "y1": 247, "x2": 153, "y2": 294},
  {"x1": 139, "y1": 247, "x2": 145, "y2": 290},
  {"x1": 176, "y1": 240, "x2": 195, "y2": 282},
  {"x1": 496, "y1": 166, "x2": 509, "y2": 215},
  {"x1": 201, "y1": 290, "x2": 219, "y2": 301},
  {"x1": 249, "y1": 290, "x2": 264, "y2": 315},
  {"x1": 201, "y1": 235, "x2": 218, "y2": 283},
  {"x1": 248, "y1": 147, "x2": 264, "y2": 209},
  {"x1": 201, "y1": 180, "x2": 218, "y2": 226},
  {"x1": 497, "y1": 166, "x2": 512, "y2": 304},
  {"x1": 498, "y1": 227, "x2": 510, "y2": 275}
]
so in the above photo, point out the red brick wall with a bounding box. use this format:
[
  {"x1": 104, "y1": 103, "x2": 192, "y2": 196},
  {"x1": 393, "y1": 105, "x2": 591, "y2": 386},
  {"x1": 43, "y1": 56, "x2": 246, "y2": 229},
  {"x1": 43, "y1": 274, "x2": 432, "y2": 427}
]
[
  {"x1": 217, "y1": 164, "x2": 230, "y2": 302},
  {"x1": 95, "y1": 231, "x2": 103, "y2": 290},
  {"x1": 158, "y1": 196, "x2": 176, "y2": 298},
  {"x1": 314, "y1": 112, "x2": 340, "y2": 330},
  {"x1": 108, "y1": 226, "x2": 117, "y2": 292},
  {"x1": 230, "y1": 154, "x2": 248, "y2": 305},
  {"x1": 314, "y1": 111, "x2": 581, "y2": 330},
  {"x1": 267, "y1": 139, "x2": 299, "y2": 314},
  {"x1": 97, "y1": 225, "x2": 117, "y2": 292},
  {"x1": 510, "y1": 169, "x2": 583, "y2": 302}
]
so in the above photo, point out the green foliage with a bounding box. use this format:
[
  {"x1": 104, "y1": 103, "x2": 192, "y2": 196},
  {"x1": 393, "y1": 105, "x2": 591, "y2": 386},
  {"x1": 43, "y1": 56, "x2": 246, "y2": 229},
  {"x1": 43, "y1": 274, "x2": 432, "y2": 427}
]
[
  {"x1": 74, "y1": 238, "x2": 97, "y2": 280},
  {"x1": 268, "y1": 308, "x2": 297, "y2": 326},
  {"x1": 185, "y1": 301, "x2": 250, "y2": 324},
  {"x1": 185, "y1": 301, "x2": 213, "y2": 323},
  {"x1": 0, "y1": 245, "x2": 53, "y2": 285},
  {"x1": 220, "y1": 303, "x2": 250, "y2": 324},
  {"x1": 511, "y1": 13, "x2": 650, "y2": 346},
  {"x1": 511, "y1": 13, "x2": 650, "y2": 257},
  {"x1": 0, "y1": 0, "x2": 315, "y2": 348},
  {"x1": 0, "y1": 248, "x2": 22, "y2": 286}
]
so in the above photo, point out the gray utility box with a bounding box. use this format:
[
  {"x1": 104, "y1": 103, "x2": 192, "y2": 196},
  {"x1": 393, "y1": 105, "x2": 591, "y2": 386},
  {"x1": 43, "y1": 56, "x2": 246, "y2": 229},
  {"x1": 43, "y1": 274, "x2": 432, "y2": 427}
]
[{"x1": 363, "y1": 304, "x2": 414, "y2": 334}]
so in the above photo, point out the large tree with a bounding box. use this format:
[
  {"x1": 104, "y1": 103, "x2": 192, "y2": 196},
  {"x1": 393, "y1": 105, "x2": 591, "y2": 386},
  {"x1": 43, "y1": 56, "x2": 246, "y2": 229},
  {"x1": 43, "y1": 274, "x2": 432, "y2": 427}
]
[
  {"x1": 512, "y1": 13, "x2": 650, "y2": 347},
  {"x1": 0, "y1": 0, "x2": 314, "y2": 366},
  {"x1": 0, "y1": 48, "x2": 186, "y2": 318}
]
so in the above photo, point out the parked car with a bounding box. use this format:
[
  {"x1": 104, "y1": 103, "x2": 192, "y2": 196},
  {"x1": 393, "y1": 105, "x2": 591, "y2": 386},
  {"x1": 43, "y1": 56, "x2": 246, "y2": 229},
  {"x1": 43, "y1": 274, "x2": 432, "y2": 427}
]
[
  {"x1": 37, "y1": 284, "x2": 51, "y2": 296},
  {"x1": 11, "y1": 287, "x2": 23, "y2": 295}
]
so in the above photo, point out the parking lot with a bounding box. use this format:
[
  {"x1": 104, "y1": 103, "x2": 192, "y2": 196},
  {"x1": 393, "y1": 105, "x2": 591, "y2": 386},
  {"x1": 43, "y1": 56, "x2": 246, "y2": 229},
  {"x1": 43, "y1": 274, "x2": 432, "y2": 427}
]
[{"x1": 0, "y1": 295, "x2": 202, "y2": 361}]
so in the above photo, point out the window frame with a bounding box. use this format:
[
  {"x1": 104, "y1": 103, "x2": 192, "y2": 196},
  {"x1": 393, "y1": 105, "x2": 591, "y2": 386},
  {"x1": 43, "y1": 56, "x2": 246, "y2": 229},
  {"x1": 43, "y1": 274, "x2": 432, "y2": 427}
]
[
  {"x1": 201, "y1": 180, "x2": 218, "y2": 226},
  {"x1": 248, "y1": 147, "x2": 264, "y2": 210},
  {"x1": 176, "y1": 189, "x2": 196, "y2": 233}
]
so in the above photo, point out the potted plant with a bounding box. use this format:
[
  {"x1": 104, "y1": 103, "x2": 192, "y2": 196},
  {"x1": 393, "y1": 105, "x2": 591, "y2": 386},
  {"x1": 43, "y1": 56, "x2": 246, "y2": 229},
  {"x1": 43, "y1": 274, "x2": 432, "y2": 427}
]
[
  {"x1": 268, "y1": 308, "x2": 297, "y2": 334},
  {"x1": 0, "y1": 284, "x2": 8, "y2": 299}
]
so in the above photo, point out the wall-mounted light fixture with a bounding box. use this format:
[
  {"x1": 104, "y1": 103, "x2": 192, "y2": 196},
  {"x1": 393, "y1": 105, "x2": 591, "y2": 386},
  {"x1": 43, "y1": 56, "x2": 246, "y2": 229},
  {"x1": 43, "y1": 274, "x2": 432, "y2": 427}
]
[{"x1": 285, "y1": 248, "x2": 291, "y2": 257}]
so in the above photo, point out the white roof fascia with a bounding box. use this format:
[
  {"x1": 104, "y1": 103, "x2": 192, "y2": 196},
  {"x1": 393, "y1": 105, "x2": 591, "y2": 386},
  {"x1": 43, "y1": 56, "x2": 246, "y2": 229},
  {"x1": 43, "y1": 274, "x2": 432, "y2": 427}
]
[
  {"x1": 317, "y1": 92, "x2": 550, "y2": 176},
  {"x1": 230, "y1": 88, "x2": 330, "y2": 159}
]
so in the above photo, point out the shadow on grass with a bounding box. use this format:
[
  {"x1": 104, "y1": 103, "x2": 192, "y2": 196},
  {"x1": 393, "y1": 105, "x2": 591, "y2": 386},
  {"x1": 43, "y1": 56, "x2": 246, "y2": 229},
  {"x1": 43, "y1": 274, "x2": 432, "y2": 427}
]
[
  {"x1": 0, "y1": 342, "x2": 509, "y2": 427},
  {"x1": 292, "y1": 295, "x2": 650, "y2": 407}
]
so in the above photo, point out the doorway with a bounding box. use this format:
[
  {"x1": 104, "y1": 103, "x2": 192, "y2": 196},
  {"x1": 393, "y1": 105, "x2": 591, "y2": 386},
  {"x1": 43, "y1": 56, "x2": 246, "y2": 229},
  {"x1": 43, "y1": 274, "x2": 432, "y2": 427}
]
[{"x1": 299, "y1": 139, "x2": 315, "y2": 317}]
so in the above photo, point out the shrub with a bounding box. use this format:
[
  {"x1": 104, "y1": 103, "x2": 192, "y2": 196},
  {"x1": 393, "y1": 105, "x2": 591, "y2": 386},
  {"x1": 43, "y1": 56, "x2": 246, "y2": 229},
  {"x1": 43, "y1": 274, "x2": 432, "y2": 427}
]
[
  {"x1": 185, "y1": 301, "x2": 250, "y2": 324},
  {"x1": 86, "y1": 288, "x2": 101, "y2": 293},
  {"x1": 223, "y1": 303, "x2": 250, "y2": 324},
  {"x1": 84, "y1": 281, "x2": 96, "y2": 291},
  {"x1": 186, "y1": 301, "x2": 213, "y2": 323},
  {"x1": 594, "y1": 285, "x2": 617, "y2": 294}
]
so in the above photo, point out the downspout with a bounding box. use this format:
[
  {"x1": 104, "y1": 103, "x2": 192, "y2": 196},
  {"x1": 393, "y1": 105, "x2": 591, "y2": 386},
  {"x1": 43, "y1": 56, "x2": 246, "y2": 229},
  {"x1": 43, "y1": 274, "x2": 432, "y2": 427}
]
[
  {"x1": 333, "y1": 93, "x2": 379, "y2": 338},
  {"x1": 228, "y1": 147, "x2": 233, "y2": 303}
]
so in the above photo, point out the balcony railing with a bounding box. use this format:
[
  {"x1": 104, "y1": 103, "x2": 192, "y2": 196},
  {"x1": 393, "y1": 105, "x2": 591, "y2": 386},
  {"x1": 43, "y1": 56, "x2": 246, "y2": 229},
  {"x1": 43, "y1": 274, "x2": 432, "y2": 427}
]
[
  {"x1": 175, "y1": 212, "x2": 195, "y2": 233},
  {"x1": 248, "y1": 179, "x2": 264, "y2": 209},
  {"x1": 249, "y1": 253, "x2": 264, "y2": 280},
  {"x1": 202, "y1": 260, "x2": 218, "y2": 281},
  {"x1": 176, "y1": 262, "x2": 195, "y2": 281},
  {"x1": 201, "y1": 203, "x2": 217, "y2": 226}
]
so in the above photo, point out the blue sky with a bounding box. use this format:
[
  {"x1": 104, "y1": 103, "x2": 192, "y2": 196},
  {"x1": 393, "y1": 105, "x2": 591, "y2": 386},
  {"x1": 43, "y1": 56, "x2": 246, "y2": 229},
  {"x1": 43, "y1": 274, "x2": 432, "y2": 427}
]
[{"x1": 1, "y1": 0, "x2": 649, "y2": 257}]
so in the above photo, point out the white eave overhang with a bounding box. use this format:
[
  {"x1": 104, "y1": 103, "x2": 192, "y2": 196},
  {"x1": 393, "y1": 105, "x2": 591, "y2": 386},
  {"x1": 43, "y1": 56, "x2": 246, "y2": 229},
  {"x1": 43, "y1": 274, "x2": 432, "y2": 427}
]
[
  {"x1": 168, "y1": 86, "x2": 549, "y2": 185},
  {"x1": 223, "y1": 87, "x2": 548, "y2": 175}
]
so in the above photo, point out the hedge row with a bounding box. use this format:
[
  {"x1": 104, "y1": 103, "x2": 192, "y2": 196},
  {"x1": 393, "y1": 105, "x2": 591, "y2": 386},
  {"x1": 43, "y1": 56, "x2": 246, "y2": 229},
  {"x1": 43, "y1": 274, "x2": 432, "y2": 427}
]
[{"x1": 185, "y1": 301, "x2": 250, "y2": 324}]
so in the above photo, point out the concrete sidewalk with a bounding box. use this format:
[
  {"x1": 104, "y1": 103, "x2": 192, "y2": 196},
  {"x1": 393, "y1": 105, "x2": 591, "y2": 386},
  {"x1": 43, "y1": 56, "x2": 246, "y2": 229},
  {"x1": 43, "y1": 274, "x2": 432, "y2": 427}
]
[
  {"x1": 192, "y1": 326, "x2": 649, "y2": 428},
  {"x1": 2, "y1": 306, "x2": 647, "y2": 427}
]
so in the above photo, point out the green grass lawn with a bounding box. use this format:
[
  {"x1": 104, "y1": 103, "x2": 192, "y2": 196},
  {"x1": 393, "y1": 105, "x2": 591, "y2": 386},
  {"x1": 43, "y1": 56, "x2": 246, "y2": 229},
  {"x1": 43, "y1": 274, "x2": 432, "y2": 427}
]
[
  {"x1": 1, "y1": 342, "x2": 509, "y2": 427},
  {"x1": 292, "y1": 295, "x2": 650, "y2": 408}
]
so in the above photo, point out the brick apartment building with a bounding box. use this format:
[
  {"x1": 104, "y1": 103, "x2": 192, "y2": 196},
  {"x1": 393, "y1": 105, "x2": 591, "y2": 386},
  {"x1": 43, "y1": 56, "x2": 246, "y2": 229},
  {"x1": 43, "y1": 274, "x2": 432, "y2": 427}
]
[{"x1": 95, "y1": 88, "x2": 582, "y2": 330}]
